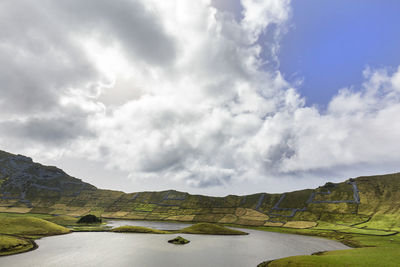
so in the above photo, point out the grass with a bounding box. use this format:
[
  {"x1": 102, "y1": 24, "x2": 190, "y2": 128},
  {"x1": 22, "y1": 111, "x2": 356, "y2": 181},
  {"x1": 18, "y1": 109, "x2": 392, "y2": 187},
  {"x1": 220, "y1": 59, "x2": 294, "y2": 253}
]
[
  {"x1": 111, "y1": 226, "x2": 170, "y2": 234},
  {"x1": 355, "y1": 214, "x2": 400, "y2": 231},
  {"x1": 179, "y1": 223, "x2": 248, "y2": 235},
  {"x1": 0, "y1": 212, "x2": 79, "y2": 226},
  {"x1": 0, "y1": 234, "x2": 34, "y2": 256},
  {"x1": 265, "y1": 234, "x2": 400, "y2": 267},
  {"x1": 244, "y1": 221, "x2": 400, "y2": 267},
  {"x1": 314, "y1": 221, "x2": 397, "y2": 235},
  {"x1": 283, "y1": 221, "x2": 317, "y2": 229},
  {"x1": 46, "y1": 215, "x2": 82, "y2": 226},
  {"x1": 0, "y1": 217, "x2": 70, "y2": 237},
  {"x1": 71, "y1": 225, "x2": 111, "y2": 232},
  {"x1": 0, "y1": 212, "x2": 113, "y2": 232}
]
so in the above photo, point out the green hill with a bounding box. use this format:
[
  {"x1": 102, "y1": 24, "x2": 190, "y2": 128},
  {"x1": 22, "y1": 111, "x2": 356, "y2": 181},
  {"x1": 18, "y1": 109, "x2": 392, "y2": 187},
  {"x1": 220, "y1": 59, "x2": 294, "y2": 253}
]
[
  {"x1": 0, "y1": 216, "x2": 70, "y2": 237},
  {"x1": 179, "y1": 223, "x2": 247, "y2": 235},
  {"x1": 1, "y1": 149, "x2": 400, "y2": 231}
]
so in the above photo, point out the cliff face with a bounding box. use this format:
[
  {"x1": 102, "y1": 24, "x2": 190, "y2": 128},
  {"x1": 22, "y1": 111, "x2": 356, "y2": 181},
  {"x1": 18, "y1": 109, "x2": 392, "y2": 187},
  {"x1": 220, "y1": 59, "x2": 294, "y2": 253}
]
[{"x1": 1, "y1": 149, "x2": 400, "y2": 228}]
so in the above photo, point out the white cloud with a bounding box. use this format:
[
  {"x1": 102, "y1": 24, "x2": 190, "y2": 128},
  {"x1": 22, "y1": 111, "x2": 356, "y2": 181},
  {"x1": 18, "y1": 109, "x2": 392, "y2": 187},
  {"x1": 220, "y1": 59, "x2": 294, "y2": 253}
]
[
  {"x1": 1, "y1": 0, "x2": 400, "y2": 194},
  {"x1": 279, "y1": 67, "x2": 400, "y2": 173}
]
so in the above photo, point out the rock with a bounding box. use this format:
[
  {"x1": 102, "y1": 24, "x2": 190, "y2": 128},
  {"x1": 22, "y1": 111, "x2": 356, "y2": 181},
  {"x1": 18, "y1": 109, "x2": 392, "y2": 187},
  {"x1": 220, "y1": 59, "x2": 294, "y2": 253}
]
[
  {"x1": 168, "y1": 236, "x2": 190, "y2": 245},
  {"x1": 77, "y1": 214, "x2": 102, "y2": 224}
]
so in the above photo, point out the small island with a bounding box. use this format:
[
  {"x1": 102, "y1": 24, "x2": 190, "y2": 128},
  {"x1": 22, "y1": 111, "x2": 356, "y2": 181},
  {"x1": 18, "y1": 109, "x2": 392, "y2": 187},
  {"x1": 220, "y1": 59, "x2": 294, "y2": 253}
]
[
  {"x1": 168, "y1": 236, "x2": 190, "y2": 245},
  {"x1": 111, "y1": 226, "x2": 169, "y2": 234},
  {"x1": 179, "y1": 223, "x2": 248, "y2": 235}
]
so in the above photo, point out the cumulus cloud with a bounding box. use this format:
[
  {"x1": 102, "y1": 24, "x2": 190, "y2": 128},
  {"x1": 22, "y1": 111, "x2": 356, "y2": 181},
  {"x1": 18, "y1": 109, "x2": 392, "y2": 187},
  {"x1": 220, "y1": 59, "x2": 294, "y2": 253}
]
[
  {"x1": 1, "y1": 0, "x2": 400, "y2": 194},
  {"x1": 280, "y1": 66, "x2": 400, "y2": 173}
]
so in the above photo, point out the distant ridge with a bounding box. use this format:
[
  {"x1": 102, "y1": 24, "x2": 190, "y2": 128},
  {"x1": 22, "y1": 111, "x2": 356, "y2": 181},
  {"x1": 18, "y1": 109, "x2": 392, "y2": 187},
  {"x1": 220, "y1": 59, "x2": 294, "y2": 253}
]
[{"x1": 1, "y1": 149, "x2": 400, "y2": 228}]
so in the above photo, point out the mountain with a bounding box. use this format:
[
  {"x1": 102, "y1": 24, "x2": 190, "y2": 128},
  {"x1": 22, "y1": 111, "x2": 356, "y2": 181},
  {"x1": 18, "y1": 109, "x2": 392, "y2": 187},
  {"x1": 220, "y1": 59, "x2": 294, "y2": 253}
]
[{"x1": 1, "y1": 149, "x2": 400, "y2": 228}]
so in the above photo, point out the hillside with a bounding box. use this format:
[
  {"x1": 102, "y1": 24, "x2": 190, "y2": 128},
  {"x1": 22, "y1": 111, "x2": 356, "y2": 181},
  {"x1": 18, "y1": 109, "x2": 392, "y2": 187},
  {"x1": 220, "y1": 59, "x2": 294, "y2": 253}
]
[{"x1": 1, "y1": 149, "x2": 400, "y2": 229}]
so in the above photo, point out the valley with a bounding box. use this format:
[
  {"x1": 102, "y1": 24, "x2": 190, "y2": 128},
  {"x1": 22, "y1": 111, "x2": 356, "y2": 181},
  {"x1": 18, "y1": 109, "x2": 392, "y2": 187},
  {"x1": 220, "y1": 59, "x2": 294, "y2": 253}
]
[{"x1": 1, "y1": 149, "x2": 400, "y2": 266}]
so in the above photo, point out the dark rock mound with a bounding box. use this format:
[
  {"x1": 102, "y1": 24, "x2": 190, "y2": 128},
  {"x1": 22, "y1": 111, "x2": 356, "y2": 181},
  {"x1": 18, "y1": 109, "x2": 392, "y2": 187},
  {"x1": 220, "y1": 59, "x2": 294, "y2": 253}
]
[
  {"x1": 168, "y1": 236, "x2": 190, "y2": 245},
  {"x1": 77, "y1": 214, "x2": 102, "y2": 224}
]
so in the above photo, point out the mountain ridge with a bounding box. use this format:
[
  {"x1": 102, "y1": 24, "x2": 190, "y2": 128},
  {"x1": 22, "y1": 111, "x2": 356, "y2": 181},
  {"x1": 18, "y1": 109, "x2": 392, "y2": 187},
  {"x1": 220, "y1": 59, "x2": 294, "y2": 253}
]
[{"x1": 1, "y1": 149, "x2": 400, "y2": 229}]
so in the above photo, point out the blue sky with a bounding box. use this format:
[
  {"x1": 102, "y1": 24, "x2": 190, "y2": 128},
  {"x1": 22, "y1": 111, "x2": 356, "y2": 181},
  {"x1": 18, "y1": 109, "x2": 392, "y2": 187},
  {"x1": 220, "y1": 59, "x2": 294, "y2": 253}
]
[{"x1": 279, "y1": 0, "x2": 400, "y2": 106}]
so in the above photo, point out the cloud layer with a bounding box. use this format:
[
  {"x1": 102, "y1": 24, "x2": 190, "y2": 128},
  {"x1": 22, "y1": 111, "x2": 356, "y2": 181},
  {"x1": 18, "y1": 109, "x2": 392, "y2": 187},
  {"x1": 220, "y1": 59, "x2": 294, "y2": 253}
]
[{"x1": 1, "y1": 0, "x2": 399, "y2": 194}]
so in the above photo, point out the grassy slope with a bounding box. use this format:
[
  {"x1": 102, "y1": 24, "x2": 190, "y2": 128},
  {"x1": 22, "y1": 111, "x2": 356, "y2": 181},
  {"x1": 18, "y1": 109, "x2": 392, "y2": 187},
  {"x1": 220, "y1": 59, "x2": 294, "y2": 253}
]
[
  {"x1": 0, "y1": 212, "x2": 79, "y2": 226},
  {"x1": 242, "y1": 223, "x2": 399, "y2": 266},
  {"x1": 0, "y1": 216, "x2": 70, "y2": 256},
  {"x1": 0, "y1": 235, "x2": 34, "y2": 256},
  {"x1": 0, "y1": 217, "x2": 70, "y2": 237},
  {"x1": 262, "y1": 234, "x2": 400, "y2": 267}
]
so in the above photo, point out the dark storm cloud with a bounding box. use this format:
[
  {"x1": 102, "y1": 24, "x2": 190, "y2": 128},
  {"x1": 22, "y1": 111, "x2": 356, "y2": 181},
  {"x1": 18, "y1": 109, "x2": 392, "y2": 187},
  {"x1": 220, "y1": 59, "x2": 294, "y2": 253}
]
[{"x1": 1, "y1": 116, "x2": 95, "y2": 145}]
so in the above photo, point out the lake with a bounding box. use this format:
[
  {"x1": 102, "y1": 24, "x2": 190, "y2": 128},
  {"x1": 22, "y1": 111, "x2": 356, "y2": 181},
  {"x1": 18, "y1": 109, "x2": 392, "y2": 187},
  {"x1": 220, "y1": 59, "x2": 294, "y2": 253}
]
[{"x1": 0, "y1": 220, "x2": 349, "y2": 267}]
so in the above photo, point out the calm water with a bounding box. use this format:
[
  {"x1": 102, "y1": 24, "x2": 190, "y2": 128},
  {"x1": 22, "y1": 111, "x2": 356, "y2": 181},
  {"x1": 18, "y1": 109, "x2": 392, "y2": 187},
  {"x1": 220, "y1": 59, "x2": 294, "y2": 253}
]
[
  {"x1": 106, "y1": 219, "x2": 192, "y2": 230},
  {"x1": 0, "y1": 220, "x2": 349, "y2": 267}
]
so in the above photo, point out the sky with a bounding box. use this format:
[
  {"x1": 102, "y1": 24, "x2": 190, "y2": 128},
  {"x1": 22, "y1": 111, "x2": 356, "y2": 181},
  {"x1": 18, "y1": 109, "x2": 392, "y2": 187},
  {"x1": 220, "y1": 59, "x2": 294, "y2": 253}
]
[{"x1": 1, "y1": 0, "x2": 400, "y2": 196}]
